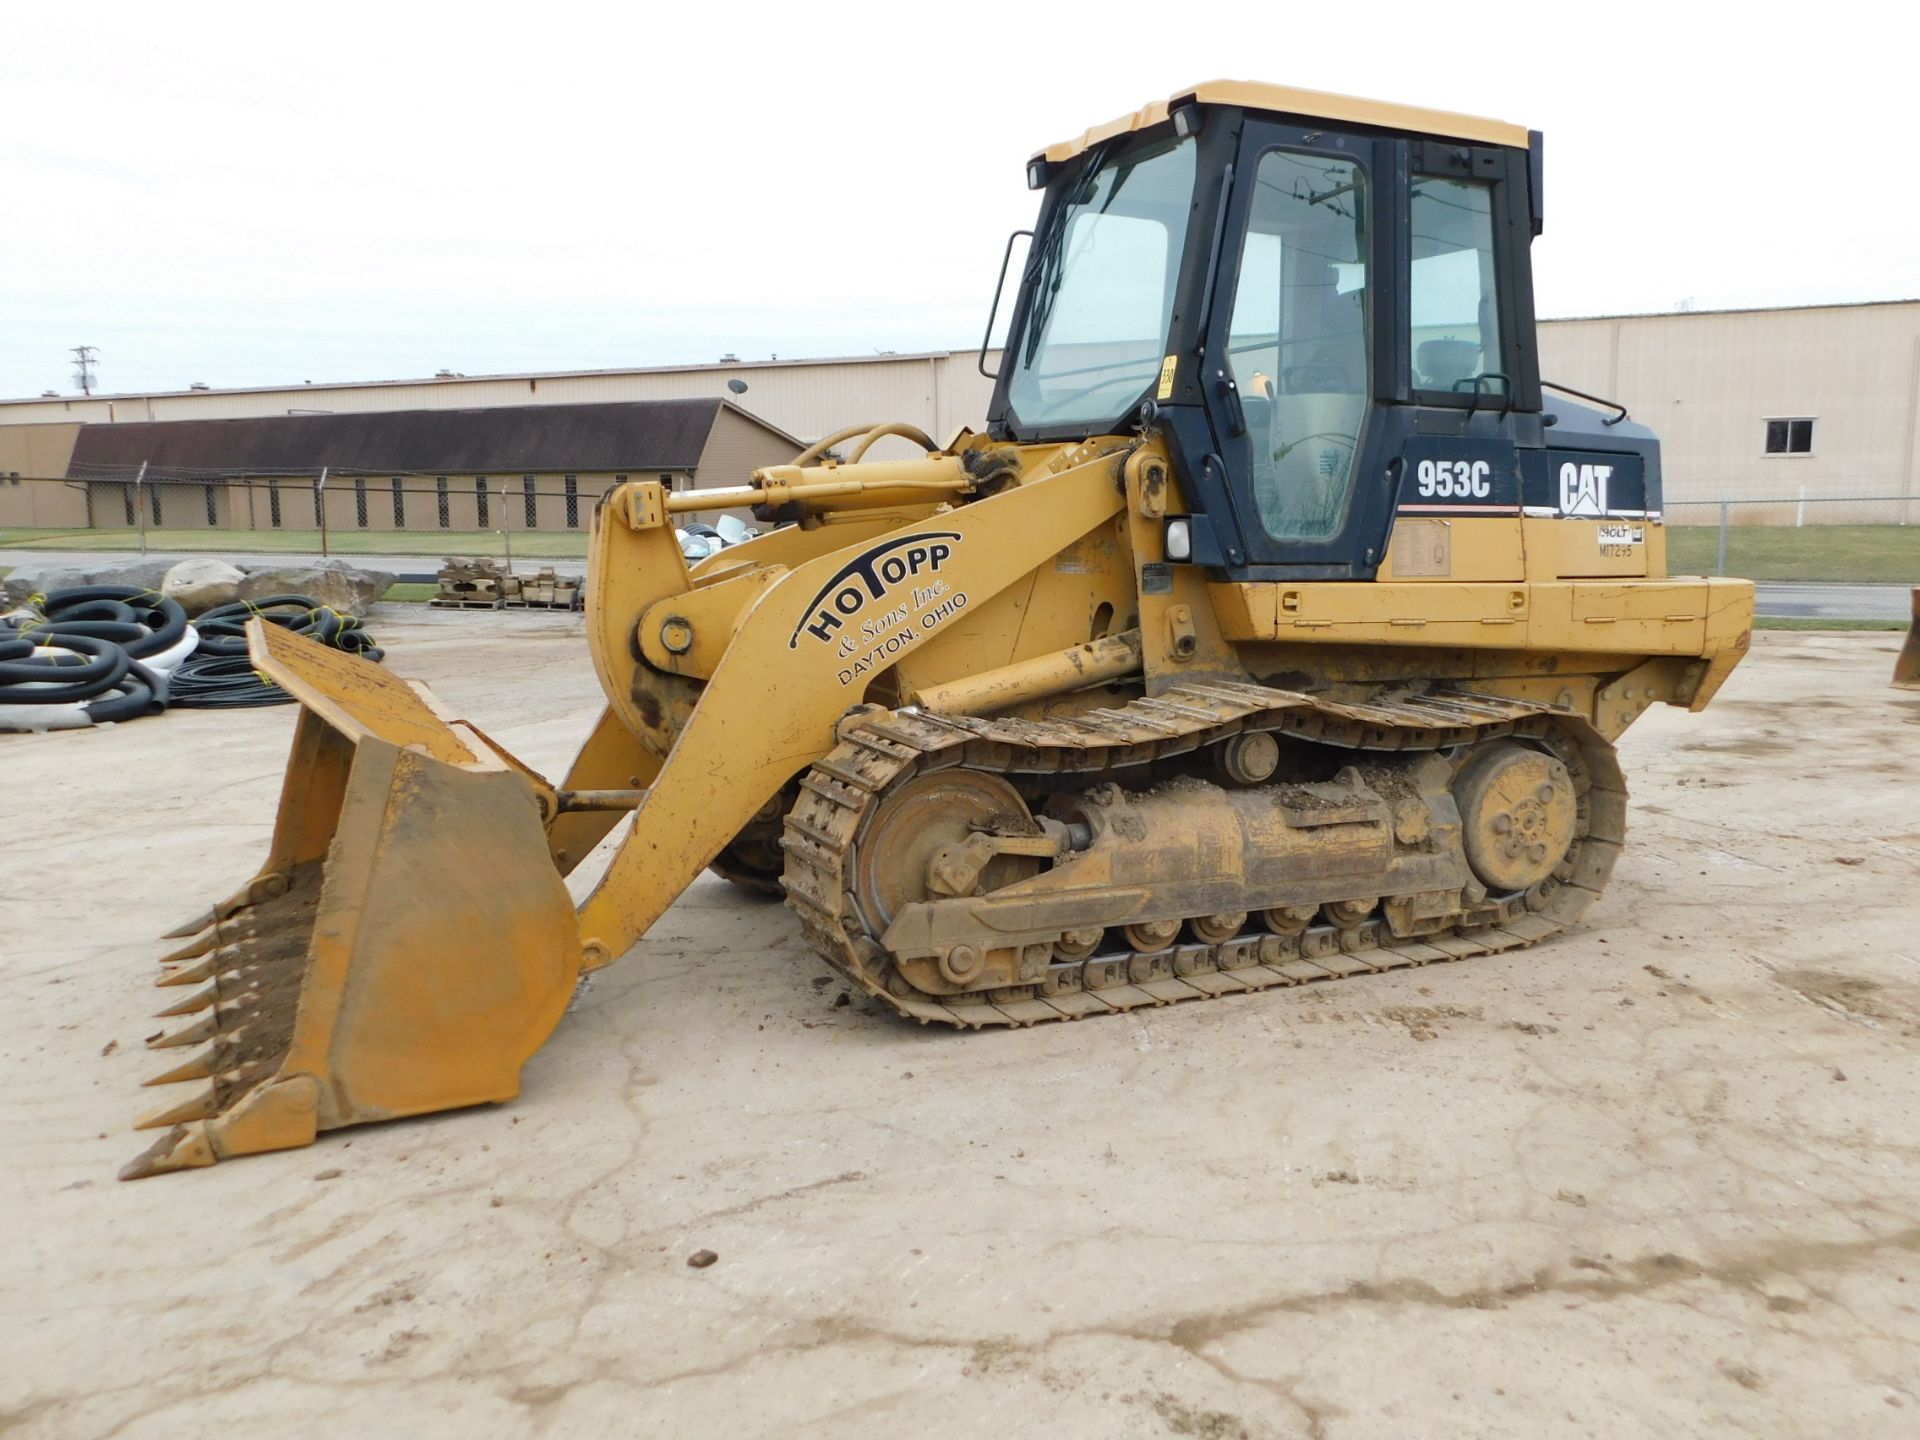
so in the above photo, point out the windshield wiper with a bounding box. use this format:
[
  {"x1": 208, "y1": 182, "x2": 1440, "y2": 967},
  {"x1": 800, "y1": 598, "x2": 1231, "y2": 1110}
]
[{"x1": 1021, "y1": 141, "x2": 1114, "y2": 367}]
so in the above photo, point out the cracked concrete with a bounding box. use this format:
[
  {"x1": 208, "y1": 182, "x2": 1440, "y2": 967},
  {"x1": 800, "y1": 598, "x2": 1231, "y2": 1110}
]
[{"x1": 3, "y1": 611, "x2": 1917, "y2": 1438}]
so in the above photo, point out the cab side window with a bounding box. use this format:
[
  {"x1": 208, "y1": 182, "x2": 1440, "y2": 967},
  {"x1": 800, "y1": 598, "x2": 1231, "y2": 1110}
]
[
  {"x1": 1225, "y1": 150, "x2": 1370, "y2": 542},
  {"x1": 1410, "y1": 177, "x2": 1504, "y2": 396}
]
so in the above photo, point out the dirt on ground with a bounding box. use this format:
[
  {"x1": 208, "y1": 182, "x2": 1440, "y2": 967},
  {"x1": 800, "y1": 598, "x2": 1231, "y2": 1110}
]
[{"x1": 2, "y1": 611, "x2": 1916, "y2": 1439}]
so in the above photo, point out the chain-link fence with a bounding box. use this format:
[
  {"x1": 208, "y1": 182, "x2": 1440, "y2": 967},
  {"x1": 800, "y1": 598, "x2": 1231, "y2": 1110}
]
[
  {"x1": 3, "y1": 468, "x2": 1915, "y2": 585},
  {"x1": 0, "y1": 468, "x2": 611, "y2": 566},
  {"x1": 1664, "y1": 491, "x2": 1917, "y2": 584}
]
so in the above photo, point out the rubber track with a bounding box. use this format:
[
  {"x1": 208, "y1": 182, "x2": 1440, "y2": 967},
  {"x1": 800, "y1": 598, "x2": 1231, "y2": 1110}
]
[{"x1": 781, "y1": 679, "x2": 1626, "y2": 1028}]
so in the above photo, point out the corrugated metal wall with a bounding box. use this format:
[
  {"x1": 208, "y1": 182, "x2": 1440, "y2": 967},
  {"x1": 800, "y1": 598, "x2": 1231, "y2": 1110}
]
[
  {"x1": 7, "y1": 306, "x2": 1917, "y2": 511},
  {"x1": 0, "y1": 353, "x2": 1003, "y2": 448},
  {"x1": 1536, "y1": 301, "x2": 1920, "y2": 507}
]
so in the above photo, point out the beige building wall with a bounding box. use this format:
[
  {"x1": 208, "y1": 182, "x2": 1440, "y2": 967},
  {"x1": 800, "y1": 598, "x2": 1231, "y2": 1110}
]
[
  {"x1": 0, "y1": 353, "x2": 1003, "y2": 449},
  {"x1": 692, "y1": 406, "x2": 811, "y2": 489},
  {"x1": 1536, "y1": 300, "x2": 1920, "y2": 512},
  {"x1": 0, "y1": 477, "x2": 91, "y2": 528},
  {"x1": 9, "y1": 308, "x2": 1918, "y2": 524},
  {"x1": 0, "y1": 422, "x2": 82, "y2": 479}
]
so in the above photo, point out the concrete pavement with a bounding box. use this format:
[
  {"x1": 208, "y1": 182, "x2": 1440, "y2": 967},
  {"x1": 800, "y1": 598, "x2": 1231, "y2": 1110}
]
[
  {"x1": 4, "y1": 617, "x2": 1917, "y2": 1438},
  {"x1": 1754, "y1": 582, "x2": 1913, "y2": 622}
]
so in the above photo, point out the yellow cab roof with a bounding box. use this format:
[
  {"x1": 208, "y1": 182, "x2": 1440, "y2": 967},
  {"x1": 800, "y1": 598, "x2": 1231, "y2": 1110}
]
[{"x1": 1035, "y1": 80, "x2": 1530, "y2": 163}]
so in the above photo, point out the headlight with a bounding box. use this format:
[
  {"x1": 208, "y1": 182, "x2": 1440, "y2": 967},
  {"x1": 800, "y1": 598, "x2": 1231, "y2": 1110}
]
[{"x1": 1165, "y1": 518, "x2": 1192, "y2": 562}]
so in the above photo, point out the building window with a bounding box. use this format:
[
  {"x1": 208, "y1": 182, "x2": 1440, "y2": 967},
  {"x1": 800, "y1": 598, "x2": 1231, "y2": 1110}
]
[
  {"x1": 313, "y1": 481, "x2": 325, "y2": 528},
  {"x1": 121, "y1": 484, "x2": 135, "y2": 526},
  {"x1": 436, "y1": 476, "x2": 450, "y2": 528},
  {"x1": 204, "y1": 483, "x2": 218, "y2": 525},
  {"x1": 1765, "y1": 418, "x2": 1814, "y2": 455},
  {"x1": 658, "y1": 472, "x2": 673, "y2": 488},
  {"x1": 523, "y1": 476, "x2": 537, "y2": 527},
  {"x1": 355, "y1": 477, "x2": 369, "y2": 528},
  {"x1": 151, "y1": 484, "x2": 164, "y2": 525},
  {"x1": 268, "y1": 477, "x2": 282, "y2": 528},
  {"x1": 390, "y1": 477, "x2": 406, "y2": 526},
  {"x1": 564, "y1": 475, "x2": 579, "y2": 529},
  {"x1": 476, "y1": 477, "x2": 490, "y2": 528}
]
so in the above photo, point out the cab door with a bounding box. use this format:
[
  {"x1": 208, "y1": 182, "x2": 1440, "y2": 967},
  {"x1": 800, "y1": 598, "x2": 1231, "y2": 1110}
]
[{"x1": 1196, "y1": 120, "x2": 1403, "y2": 577}]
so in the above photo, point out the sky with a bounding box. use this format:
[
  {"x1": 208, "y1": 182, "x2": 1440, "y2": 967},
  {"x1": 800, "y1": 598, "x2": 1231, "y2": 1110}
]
[{"x1": 5, "y1": 0, "x2": 1915, "y2": 399}]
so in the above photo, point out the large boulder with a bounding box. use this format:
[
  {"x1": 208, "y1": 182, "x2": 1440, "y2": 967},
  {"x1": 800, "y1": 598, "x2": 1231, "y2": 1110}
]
[
  {"x1": 2, "y1": 564, "x2": 94, "y2": 607},
  {"x1": 237, "y1": 559, "x2": 395, "y2": 617},
  {"x1": 91, "y1": 558, "x2": 177, "y2": 594},
  {"x1": 161, "y1": 558, "x2": 246, "y2": 615},
  {"x1": 1, "y1": 556, "x2": 183, "y2": 607}
]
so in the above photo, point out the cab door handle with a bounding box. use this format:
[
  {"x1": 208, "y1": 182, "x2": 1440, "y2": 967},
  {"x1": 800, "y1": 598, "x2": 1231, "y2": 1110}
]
[{"x1": 1215, "y1": 376, "x2": 1246, "y2": 438}]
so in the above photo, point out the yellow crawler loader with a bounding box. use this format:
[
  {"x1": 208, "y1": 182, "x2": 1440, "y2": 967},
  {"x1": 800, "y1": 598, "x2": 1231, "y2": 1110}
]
[{"x1": 123, "y1": 82, "x2": 1755, "y2": 1178}]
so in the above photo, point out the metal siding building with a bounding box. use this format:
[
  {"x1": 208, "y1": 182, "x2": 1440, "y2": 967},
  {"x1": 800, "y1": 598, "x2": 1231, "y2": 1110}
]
[
  {"x1": 0, "y1": 353, "x2": 1001, "y2": 458},
  {"x1": 1535, "y1": 300, "x2": 1920, "y2": 519},
  {"x1": 5, "y1": 301, "x2": 1917, "y2": 520},
  {"x1": 0, "y1": 399, "x2": 800, "y2": 535}
]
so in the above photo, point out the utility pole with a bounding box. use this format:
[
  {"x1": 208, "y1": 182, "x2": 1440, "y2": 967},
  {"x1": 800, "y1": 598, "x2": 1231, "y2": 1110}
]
[{"x1": 71, "y1": 345, "x2": 99, "y2": 396}]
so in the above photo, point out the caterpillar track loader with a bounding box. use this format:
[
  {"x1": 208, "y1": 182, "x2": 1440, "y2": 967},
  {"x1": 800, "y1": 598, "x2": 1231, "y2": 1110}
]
[{"x1": 122, "y1": 82, "x2": 1754, "y2": 1179}]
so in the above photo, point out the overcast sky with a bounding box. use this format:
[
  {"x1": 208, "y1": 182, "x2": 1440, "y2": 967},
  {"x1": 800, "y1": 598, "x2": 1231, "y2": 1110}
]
[{"x1": 6, "y1": 1, "x2": 1914, "y2": 399}]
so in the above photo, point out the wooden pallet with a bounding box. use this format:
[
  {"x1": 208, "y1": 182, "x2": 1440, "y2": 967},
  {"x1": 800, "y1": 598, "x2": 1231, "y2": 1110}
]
[{"x1": 429, "y1": 597, "x2": 505, "y2": 610}]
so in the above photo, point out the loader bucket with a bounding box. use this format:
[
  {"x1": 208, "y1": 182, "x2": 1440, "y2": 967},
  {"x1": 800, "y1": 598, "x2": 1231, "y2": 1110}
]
[
  {"x1": 1896, "y1": 588, "x2": 1920, "y2": 690},
  {"x1": 121, "y1": 620, "x2": 581, "y2": 1179}
]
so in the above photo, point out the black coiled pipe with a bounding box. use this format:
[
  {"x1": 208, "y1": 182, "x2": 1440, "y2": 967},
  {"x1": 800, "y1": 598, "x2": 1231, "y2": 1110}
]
[
  {"x1": 18, "y1": 586, "x2": 191, "y2": 659},
  {"x1": 169, "y1": 596, "x2": 383, "y2": 708},
  {"x1": 0, "y1": 632, "x2": 132, "y2": 702},
  {"x1": 0, "y1": 587, "x2": 183, "y2": 720}
]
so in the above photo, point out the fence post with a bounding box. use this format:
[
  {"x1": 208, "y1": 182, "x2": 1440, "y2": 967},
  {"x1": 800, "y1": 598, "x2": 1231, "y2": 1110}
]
[
  {"x1": 1795, "y1": 485, "x2": 1805, "y2": 528},
  {"x1": 134, "y1": 461, "x2": 149, "y2": 555},
  {"x1": 1716, "y1": 499, "x2": 1729, "y2": 576},
  {"x1": 316, "y1": 468, "x2": 329, "y2": 557}
]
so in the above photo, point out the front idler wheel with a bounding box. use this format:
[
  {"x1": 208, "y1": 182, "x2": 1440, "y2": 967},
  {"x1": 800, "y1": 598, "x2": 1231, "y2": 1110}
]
[{"x1": 1453, "y1": 741, "x2": 1578, "y2": 895}]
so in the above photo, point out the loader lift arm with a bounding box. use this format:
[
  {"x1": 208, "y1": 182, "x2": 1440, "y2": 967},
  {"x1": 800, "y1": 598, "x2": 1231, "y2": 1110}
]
[
  {"x1": 123, "y1": 444, "x2": 1130, "y2": 1177},
  {"x1": 570, "y1": 448, "x2": 1131, "y2": 968}
]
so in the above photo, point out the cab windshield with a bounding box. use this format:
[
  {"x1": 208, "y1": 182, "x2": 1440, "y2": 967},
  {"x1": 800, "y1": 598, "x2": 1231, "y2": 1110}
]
[{"x1": 1003, "y1": 133, "x2": 1197, "y2": 429}]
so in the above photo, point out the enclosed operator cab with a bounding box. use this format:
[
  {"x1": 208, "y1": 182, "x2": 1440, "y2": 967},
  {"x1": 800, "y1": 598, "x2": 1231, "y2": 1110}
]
[{"x1": 986, "y1": 81, "x2": 1663, "y2": 587}]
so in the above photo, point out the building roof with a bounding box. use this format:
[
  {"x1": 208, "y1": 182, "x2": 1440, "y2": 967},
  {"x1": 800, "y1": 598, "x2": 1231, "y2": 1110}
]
[
  {"x1": 0, "y1": 351, "x2": 955, "y2": 411},
  {"x1": 64, "y1": 397, "x2": 796, "y2": 477},
  {"x1": 1036, "y1": 80, "x2": 1530, "y2": 164},
  {"x1": 1539, "y1": 296, "x2": 1920, "y2": 324}
]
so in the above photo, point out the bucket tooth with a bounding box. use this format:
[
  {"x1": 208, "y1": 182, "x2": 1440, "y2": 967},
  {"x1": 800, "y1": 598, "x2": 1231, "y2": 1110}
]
[
  {"x1": 154, "y1": 984, "x2": 221, "y2": 1018},
  {"x1": 147, "y1": 1013, "x2": 223, "y2": 1050},
  {"x1": 135, "y1": 1086, "x2": 220, "y2": 1129},
  {"x1": 159, "y1": 930, "x2": 219, "y2": 965},
  {"x1": 144, "y1": 1046, "x2": 223, "y2": 1086},
  {"x1": 120, "y1": 1123, "x2": 217, "y2": 1180},
  {"x1": 158, "y1": 955, "x2": 223, "y2": 987},
  {"x1": 160, "y1": 910, "x2": 218, "y2": 941}
]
